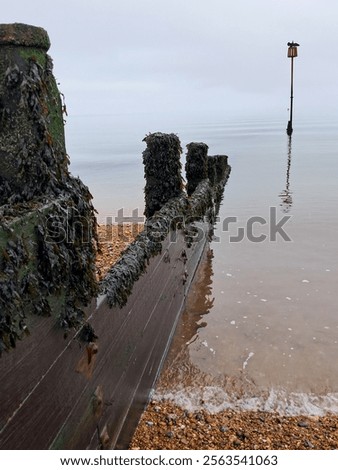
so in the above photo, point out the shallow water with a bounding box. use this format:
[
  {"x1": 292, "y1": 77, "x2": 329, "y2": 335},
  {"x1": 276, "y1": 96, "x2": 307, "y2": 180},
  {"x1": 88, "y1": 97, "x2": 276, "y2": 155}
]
[
  {"x1": 68, "y1": 115, "x2": 338, "y2": 415},
  {"x1": 154, "y1": 118, "x2": 338, "y2": 416}
]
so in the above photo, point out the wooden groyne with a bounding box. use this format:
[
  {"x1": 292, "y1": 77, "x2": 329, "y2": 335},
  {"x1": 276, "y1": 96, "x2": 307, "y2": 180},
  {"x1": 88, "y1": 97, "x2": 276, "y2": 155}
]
[{"x1": 0, "y1": 24, "x2": 231, "y2": 449}]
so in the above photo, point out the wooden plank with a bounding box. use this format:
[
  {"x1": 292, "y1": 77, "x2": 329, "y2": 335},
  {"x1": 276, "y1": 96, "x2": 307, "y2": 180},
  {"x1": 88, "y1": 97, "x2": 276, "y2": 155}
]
[{"x1": 114, "y1": 224, "x2": 209, "y2": 449}]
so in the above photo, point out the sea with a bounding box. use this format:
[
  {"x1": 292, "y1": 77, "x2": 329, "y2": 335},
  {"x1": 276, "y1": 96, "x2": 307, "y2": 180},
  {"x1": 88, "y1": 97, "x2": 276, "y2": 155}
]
[{"x1": 67, "y1": 113, "x2": 338, "y2": 416}]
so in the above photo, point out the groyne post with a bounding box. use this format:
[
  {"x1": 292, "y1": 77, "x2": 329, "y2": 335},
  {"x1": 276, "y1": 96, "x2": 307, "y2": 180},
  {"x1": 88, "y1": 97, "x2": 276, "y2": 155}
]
[
  {"x1": 142, "y1": 132, "x2": 183, "y2": 219},
  {"x1": 209, "y1": 154, "x2": 229, "y2": 183},
  {"x1": 0, "y1": 23, "x2": 97, "y2": 352},
  {"x1": 185, "y1": 142, "x2": 209, "y2": 196},
  {"x1": 0, "y1": 23, "x2": 68, "y2": 203}
]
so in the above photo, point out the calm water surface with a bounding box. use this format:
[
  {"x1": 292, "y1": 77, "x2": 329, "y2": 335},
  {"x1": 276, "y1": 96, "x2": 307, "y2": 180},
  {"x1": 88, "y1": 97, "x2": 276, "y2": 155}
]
[{"x1": 68, "y1": 115, "x2": 338, "y2": 415}]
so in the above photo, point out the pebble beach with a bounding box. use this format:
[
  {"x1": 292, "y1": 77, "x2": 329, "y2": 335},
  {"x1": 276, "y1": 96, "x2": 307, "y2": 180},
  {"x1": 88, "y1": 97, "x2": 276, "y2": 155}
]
[
  {"x1": 129, "y1": 400, "x2": 338, "y2": 450},
  {"x1": 95, "y1": 223, "x2": 143, "y2": 280}
]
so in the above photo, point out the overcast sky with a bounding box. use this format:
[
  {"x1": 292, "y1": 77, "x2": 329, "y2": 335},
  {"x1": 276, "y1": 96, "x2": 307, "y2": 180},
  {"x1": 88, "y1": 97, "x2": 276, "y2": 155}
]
[{"x1": 2, "y1": 0, "x2": 338, "y2": 124}]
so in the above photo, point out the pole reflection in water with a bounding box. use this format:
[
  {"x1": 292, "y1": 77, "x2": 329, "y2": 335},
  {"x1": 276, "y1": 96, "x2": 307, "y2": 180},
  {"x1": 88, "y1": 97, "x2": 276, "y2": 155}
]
[{"x1": 279, "y1": 136, "x2": 293, "y2": 212}]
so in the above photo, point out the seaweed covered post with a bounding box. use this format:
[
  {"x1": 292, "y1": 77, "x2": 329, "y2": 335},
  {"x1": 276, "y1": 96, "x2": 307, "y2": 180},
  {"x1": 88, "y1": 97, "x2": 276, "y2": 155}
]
[
  {"x1": 0, "y1": 24, "x2": 98, "y2": 353},
  {"x1": 207, "y1": 154, "x2": 230, "y2": 217},
  {"x1": 185, "y1": 142, "x2": 209, "y2": 196},
  {"x1": 0, "y1": 23, "x2": 69, "y2": 203},
  {"x1": 214, "y1": 155, "x2": 229, "y2": 182},
  {"x1": 142, "y1": 132, "x2": 183, "y2": 219},
  {"x1": 207, "y1": 156, "x2": 217, "y2": 186}
]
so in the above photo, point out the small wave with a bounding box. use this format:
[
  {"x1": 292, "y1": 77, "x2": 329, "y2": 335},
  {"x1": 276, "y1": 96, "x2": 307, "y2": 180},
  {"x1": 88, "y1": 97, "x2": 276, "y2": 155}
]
[{"x1": 152, "y1": 386, "x2": 338, "y2": 417}]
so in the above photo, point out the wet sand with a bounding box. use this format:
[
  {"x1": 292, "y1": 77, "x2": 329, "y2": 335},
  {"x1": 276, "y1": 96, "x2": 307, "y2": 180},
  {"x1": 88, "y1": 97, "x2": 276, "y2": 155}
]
[{"x1": 129, "y1": 400, "x2": 338, "y2": 450}]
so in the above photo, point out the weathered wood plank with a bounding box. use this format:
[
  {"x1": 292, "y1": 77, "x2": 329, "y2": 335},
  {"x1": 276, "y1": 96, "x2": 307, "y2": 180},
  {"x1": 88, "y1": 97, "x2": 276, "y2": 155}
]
[{"x1": 50, "y1": 234, "x2": 187, "y2": 449}]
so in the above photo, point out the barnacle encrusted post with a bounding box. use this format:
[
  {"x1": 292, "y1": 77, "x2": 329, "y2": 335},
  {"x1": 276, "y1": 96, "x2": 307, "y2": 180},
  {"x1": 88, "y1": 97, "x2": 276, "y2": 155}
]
[
  {"x1": 142, "y1": 132, "x2": 183, "y2": 219},
  {"x1": 185, "y1": 142, "x2": 209, "y2": 196},
  {"x1": 0, "y1": 24, "x2": 97, "y2": 354}
]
